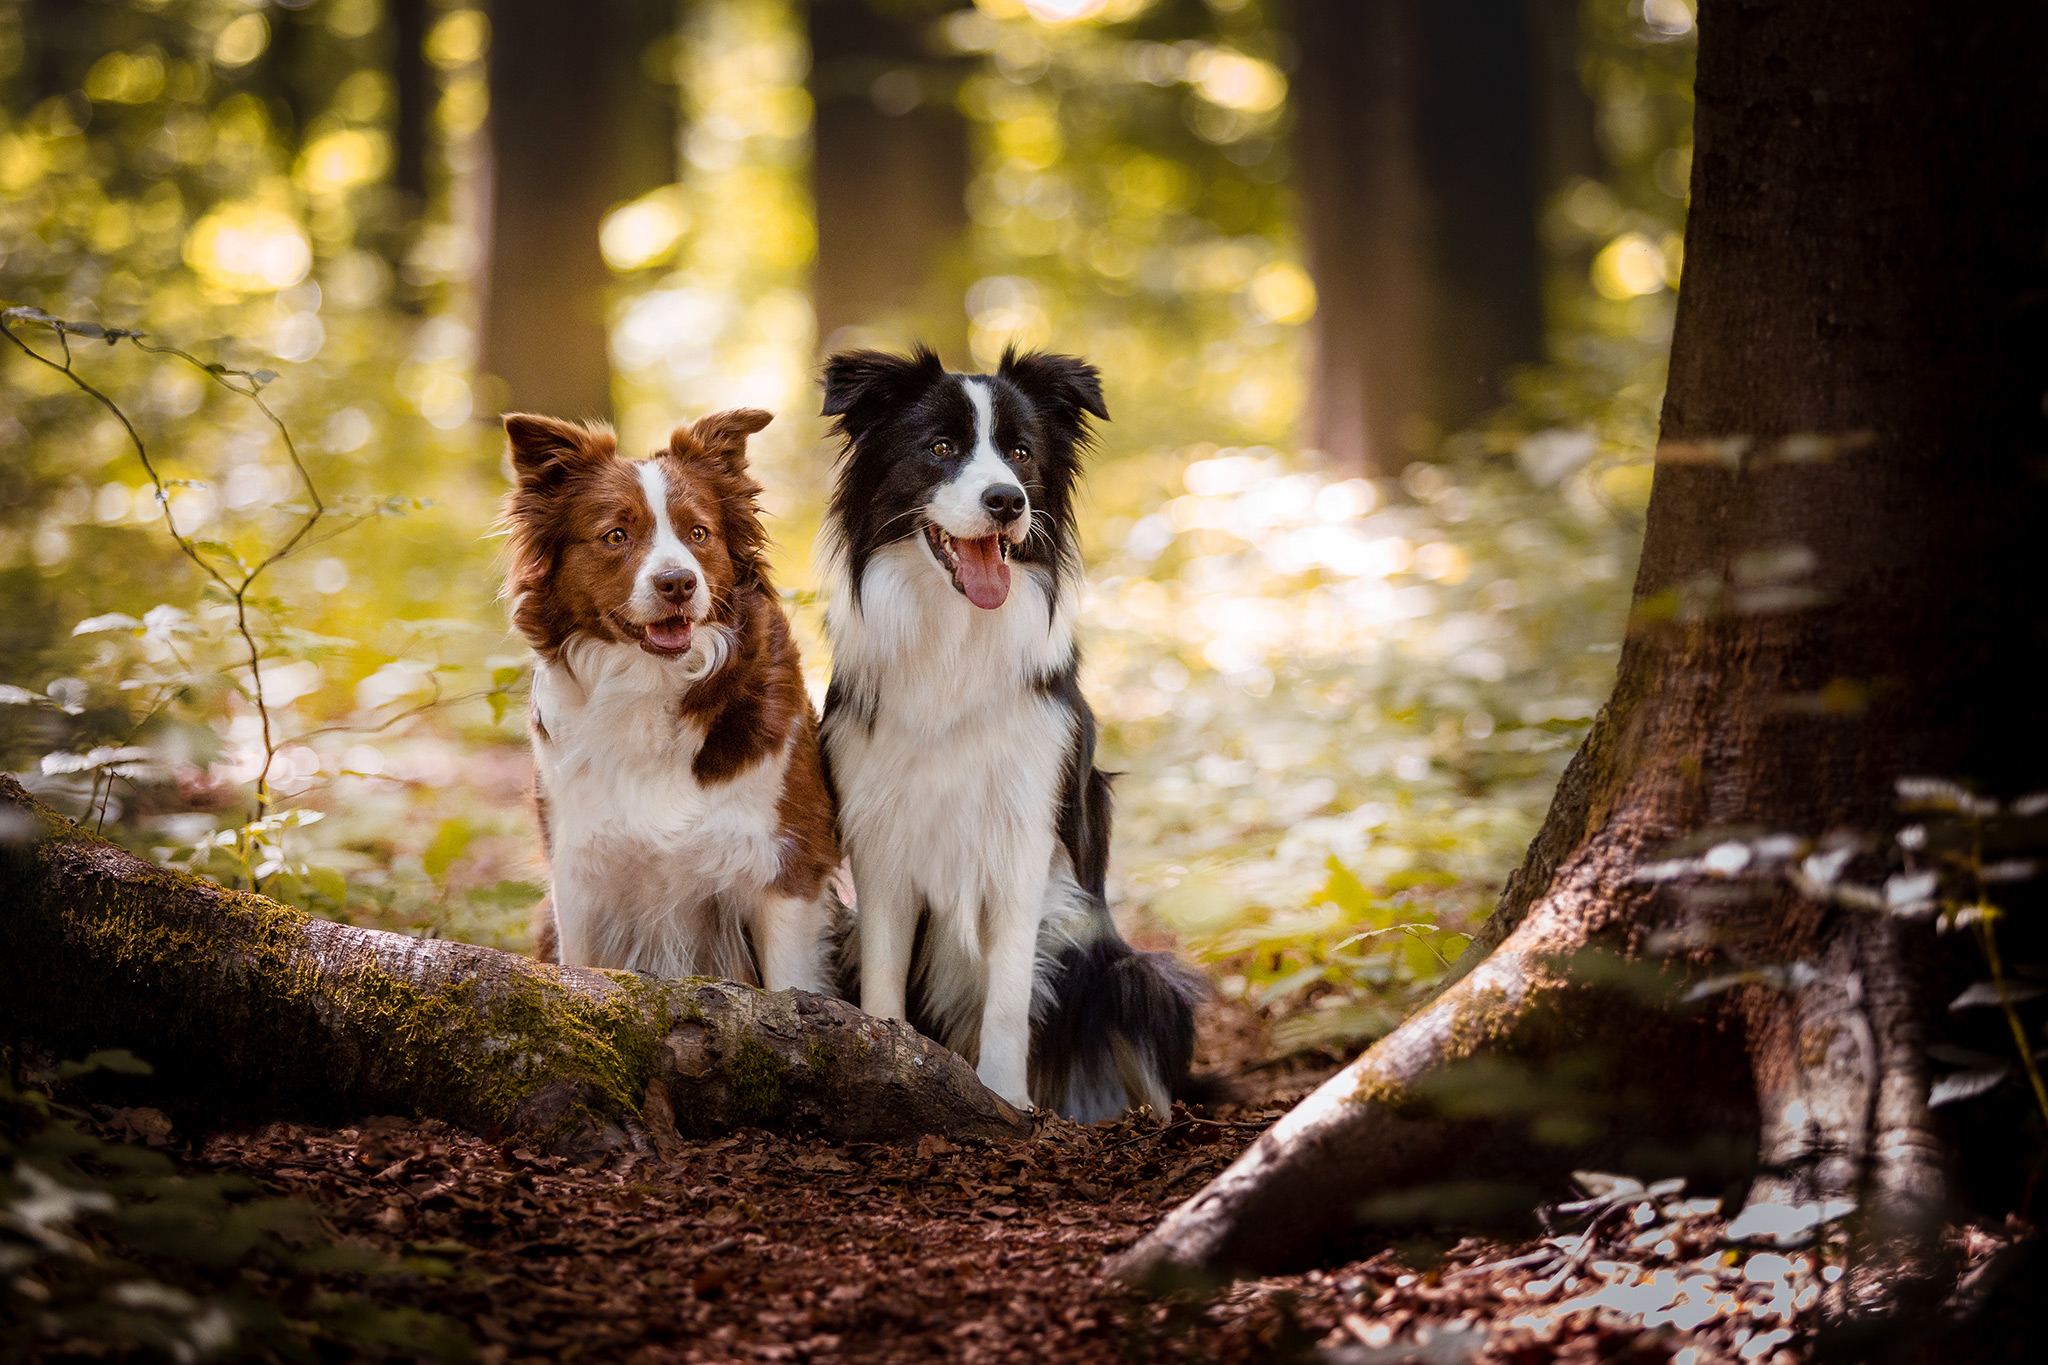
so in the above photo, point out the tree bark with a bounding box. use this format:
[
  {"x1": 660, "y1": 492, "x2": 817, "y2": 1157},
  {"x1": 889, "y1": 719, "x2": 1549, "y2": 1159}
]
[
  {"x1": 0, "y1": 776, "x2": 1028, "y2": 1152},
  {"x1": 808, "y1": 0, "x2": 969, "y2": 357},
  {"x1": 479, "y1": 0, "x2": 679, "y2": 421},
  {"x1": 1114, "y1": 0, "x2": 2048, "y2": 1284},
  {"x1": 1293, "y1": 0, "x2": 1546, "y2": 476}
]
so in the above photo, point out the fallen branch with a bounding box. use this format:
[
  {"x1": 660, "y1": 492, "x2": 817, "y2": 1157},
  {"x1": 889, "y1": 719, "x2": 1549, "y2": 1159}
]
[{"x1": 0, "y1": 775, "x2": 1028, "y2": 1152}]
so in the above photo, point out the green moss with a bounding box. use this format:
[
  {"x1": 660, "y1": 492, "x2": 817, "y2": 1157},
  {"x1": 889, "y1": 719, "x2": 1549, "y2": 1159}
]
[
  {"x1": 1353, "y1": 1071, "x2": 1409, "y2": 1108},
  {"x1": 1350, "y1": 981, "x2": 1533, "y2": 1114},
  {"x1": 804, "y1": 1038, "x2": 833, "y2": 1080},
  {"x1": 1439, "y1": 983, "x2": 1521, "y2": 1059},
  {"x1": 20, "y1": 814, "x2": 670, "y2": 1146},
  {"x1": 725, "y1": 1035, "x2": 790, "y2": 1122}
]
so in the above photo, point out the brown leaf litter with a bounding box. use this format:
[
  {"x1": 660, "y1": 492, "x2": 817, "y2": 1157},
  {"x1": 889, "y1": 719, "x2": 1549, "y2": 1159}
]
[{"x1": 78, "y1": 1003, "x2": 2011, "y2": 1363}]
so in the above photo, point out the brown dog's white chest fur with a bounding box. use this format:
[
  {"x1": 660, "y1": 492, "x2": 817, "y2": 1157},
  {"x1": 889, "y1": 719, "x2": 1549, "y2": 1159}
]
[{"x1": 532, "y1": 636, "x2": 798, "y2": 980}]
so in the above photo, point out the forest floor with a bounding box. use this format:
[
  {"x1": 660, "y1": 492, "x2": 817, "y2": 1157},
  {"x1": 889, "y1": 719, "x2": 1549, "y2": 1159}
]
[{"x1": 71, "y1": 1000, "x2": 1909, "y2": 1365}]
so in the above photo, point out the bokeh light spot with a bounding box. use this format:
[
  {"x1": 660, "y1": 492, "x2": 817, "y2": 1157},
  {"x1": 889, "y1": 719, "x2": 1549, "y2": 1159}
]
[
  {"x1": 600, "y1": 191, "x2": 690, "y2": 271},
  {"x1": 426, "y1": 10, "x2": 490, "y2": 69},
  {"x1": 185, "y1": 203, "x2": 313, "y2": 292},
  {"x1": 1644, "y1": 0, "x2": 1696, "y2": 38},
  {"x1": 297, "y1": 129, "x2": 389, "y2": 195},
  {"x1": 85, "y1": 51, "x2": 166, "y2": 104},
  {"x1": 1016, "y1": 0, "x2": 1111, "y2": 24},
  {"x1": 1592, "y1": 232, "x2": 1668, "y2": 298},
  {"x1": 1248, "y1": 261, "x2": 1316, "y2": 324},
  {"x1": 1187, "y1": 48, "x2": 1287, "y2": 114},
  {"x1": 213, "y1": 13, "x2": 269, "y2": 69}
]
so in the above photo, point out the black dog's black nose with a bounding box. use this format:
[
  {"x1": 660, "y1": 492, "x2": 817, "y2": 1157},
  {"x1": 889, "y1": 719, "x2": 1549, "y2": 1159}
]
[
  {"x1": 982, "y1": 485, "x2": 1027, "y2": 525},
  {"x1": 653, "y1": 567, "x2": 697, "y2": 602}
]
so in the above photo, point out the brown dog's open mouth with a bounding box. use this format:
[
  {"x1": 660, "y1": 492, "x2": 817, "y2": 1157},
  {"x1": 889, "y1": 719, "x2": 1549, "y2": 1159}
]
[
  {"x1": 924, "y1": 523, "x2": 1011, "y2": 610},
  {"x1": 639, "y1": 615, "x2": 694, "y2": 656}
]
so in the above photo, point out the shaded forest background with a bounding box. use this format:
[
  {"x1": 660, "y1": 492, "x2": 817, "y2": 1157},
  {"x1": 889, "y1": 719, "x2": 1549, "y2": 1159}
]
[{"x1": 0, "y1": 0, "x2": 1697, "y2": 1064}]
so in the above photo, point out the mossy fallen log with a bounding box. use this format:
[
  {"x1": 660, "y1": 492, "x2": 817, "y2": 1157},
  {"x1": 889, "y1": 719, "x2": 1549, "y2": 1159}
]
[{"x1": 0, "y1": 776, "x2": 1028, "y2": 1152}]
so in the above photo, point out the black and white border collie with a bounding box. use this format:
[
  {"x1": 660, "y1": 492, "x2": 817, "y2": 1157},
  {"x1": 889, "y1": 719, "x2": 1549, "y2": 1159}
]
[
  {"x1": 502, "y1": 410, "x2": 840, "y2": 991},
  {"x1": 818, "y1": 346, "x2": 1205, "y2": 1121}
]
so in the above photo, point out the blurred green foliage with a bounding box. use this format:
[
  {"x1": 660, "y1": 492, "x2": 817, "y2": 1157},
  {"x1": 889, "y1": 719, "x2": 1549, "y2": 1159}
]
[
  {"x1": 1510, "y1": 0, "x2": 1696, "y2": 458},
  {"x1": 1, "y1": 0, "x2": 1692, "y2": 1055},
  {"x1": 1084, "y1": 438, "x2": 1642, "y2": 1050},
  {"x1": 1, "y1": 1050, "x2": 466, "y2": 1360}
]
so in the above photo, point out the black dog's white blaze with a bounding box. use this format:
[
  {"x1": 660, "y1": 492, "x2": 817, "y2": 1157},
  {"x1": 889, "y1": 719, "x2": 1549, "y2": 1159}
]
[{"x1": 819, "y1": 345, "x2": 1203, "y2": 1121}]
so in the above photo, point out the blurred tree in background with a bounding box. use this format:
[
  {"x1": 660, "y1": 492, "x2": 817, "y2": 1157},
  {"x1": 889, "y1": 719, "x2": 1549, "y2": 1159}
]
[
  {"x1": 1293, "y1": 0, "x2": 1546, "y2": 476},
  {"x1": 808, "y1": 0, "x2": 969, "y2": 355},
  {"x1": 0, "y1": 0, "x2": 1697, "y2": 1058},
  {"x1": 482, "y1": 0, "x2": 678, "y2": 419}
]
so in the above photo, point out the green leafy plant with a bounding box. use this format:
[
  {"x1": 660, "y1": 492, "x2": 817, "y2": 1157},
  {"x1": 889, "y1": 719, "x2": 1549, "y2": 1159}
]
[
  {"x1": 1888, "y1": 779, "x2": 2048, "y2": 1129},
  {"x1": 0, "y1": 307, "x2": 534, "y2": 944},
  {"x1": 1, "y1": 1050, "x2": 468, "y2": 1362}
]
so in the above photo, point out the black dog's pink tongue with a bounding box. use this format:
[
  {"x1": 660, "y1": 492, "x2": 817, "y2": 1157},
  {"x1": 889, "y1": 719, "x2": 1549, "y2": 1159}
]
[{"x1": 955, "y1": 536, "x2": 1010, "y2": 610}]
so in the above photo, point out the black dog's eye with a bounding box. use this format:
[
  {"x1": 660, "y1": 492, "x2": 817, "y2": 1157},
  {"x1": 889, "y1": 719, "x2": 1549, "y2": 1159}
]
[
  {"x1": 932, "y1": 439, "x2": 954, "y2": 458},
  {"x1": 603, "y1": 528, "x2": 628, "y2": 546},
  {"x1": 1010, "y1": 444, "x2": 1031, "y2": 462}
]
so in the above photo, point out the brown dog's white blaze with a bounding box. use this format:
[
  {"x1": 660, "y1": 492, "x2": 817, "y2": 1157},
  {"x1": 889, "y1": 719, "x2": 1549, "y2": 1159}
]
[
  {"x1": 634, "y1": 407, "x2": 776, "y2": 658},
  {"x1": 499, "y1": 408, "x2": 840, "y2": 988}
]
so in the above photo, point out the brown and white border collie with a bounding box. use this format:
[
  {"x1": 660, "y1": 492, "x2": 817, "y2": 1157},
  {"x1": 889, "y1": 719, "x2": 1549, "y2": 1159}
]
[{"x1": 502, "y1": 410, "x2": 838, "y2": 991}]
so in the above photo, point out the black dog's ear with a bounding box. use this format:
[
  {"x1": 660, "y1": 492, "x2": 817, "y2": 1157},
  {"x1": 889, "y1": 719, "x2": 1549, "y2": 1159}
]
[
  {"x1": 504, "y1": 413, "x2": 611, "y2": 488},
  {"x1": 998, "y1": 348, "x2": 1109, "y2": 424},
  {"x1": 821, "y1": 346, "x2": 944, "y2": 439}
]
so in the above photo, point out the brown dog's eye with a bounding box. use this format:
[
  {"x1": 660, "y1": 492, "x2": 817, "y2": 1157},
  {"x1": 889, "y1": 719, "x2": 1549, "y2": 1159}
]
[
  {"x1": 1010, "y1": 444, "x2": 1030, "y2": 462},
  {"x1": 932, "y1": 439, "x2": 954, "y2": 458},
  {"x1": 603, "y1": 528, "x2": 628, "y2": 546},
  {"x1": 690, "y1": 525, "x2": 708, "y2": 543}
]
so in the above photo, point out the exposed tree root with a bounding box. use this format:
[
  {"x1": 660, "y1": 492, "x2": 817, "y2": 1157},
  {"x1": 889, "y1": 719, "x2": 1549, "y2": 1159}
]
[
  {"x1": 1107, "y1": 863, "x2": 1609, "y2": 1283},
  {"x1": 0, "y1": 775, "x2": 1028, "y2": 1152},
  {"x1": 1107, "y1": 821, "x2": 1949, "y2": 1288}
]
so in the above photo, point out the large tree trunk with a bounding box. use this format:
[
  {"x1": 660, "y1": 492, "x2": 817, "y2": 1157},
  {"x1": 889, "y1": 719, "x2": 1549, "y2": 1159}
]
[
  {"x1": 0, "y1": 777, "x2": 1027, "y2": 1152},
  {"x1": 479, "y1": 0, "x2": 678, "y2": 421},
  {"x1": 1293, "y1": 0, "x2": 1546, "y2": 475},
  {"x1": 808, "y1": 0, "x2": 969, "y2": 357},
  {"x1": 1114, "y1": 0, "x2": 2048, "y2": 1284}
]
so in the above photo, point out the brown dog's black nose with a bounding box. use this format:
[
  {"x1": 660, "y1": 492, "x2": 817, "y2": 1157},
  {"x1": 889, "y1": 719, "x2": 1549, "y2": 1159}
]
[
  {"x1": 981, "y1": 485, "x2": 1027, "y2": 525},
  {"x1": 654, "y1": 567, "x2": 697, "y2": 603}
]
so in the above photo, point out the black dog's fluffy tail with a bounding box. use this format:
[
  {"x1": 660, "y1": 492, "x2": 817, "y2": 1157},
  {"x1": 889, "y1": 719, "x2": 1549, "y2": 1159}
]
[
  {"x1": 826, "y1": 861, "x2": 1231, "y2": 1123},
  {"x1": 1030, "y1": 928, "x2": 1228, "y2": 1123}
]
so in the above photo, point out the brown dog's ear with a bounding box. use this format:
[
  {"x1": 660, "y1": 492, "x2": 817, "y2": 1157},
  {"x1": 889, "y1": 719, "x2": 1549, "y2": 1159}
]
[
  {"x1": 673, "y1": 408, "x2": 773, "y2": 472},
  {"x1": 505, "y1": 414, "x2": 608, "y2": 488}
]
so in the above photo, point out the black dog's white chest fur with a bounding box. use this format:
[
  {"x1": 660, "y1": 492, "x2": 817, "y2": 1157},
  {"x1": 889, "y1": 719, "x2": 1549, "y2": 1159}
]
[{"x1": 819, "y1": 347, "x2": 1202, "y2": 1121}]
